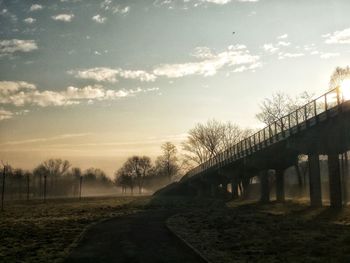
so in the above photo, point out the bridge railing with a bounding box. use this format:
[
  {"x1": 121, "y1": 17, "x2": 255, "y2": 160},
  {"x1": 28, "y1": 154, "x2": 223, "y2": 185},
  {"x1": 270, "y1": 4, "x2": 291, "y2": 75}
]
[{"x1": 188, "y1": 87, "x2": 347, "y2": 177}]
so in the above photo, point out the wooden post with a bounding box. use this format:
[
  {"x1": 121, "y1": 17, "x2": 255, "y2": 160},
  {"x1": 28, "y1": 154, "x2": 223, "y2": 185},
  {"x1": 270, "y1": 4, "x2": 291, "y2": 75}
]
[{"x1": 1, "y1": 165, "x2": 6, "y2": 211}]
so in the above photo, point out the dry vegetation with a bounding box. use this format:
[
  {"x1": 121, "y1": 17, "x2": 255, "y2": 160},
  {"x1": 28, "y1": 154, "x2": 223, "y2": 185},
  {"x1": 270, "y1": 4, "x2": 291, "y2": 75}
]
[
  {"x1": 0, "y1": 196, "x2": 145, "y2": 263},
  {"x1": 167, "y1": 201, "x2": 350, "y2": 263}
]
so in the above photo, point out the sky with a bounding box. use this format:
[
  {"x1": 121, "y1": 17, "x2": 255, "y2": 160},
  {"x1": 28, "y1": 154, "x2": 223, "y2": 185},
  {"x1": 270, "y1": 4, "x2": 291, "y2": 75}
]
[{"x1": 1, "y1": 0, "x2": 350, "y2": 176}]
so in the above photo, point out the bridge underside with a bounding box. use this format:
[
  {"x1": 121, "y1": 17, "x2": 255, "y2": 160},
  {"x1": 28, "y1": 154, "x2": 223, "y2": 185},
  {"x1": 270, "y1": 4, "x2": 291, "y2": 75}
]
[{"x1": 156, "y1": 101, "x2": 350, "y2": 209}]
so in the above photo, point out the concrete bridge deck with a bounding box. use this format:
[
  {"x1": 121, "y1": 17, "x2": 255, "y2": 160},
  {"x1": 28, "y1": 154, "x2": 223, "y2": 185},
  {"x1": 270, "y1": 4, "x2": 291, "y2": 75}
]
[{"x1": 162, "y1": 87, "x2": 350, "y2": 208}]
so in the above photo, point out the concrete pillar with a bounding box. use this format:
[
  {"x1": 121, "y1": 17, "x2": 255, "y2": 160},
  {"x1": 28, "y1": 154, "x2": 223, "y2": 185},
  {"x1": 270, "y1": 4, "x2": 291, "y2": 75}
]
[
  {"x1": 231, "y1": 178, "x2": 239, "y2": 199},
  {"x1": 275, "y1": 169, "x2": 285, "y2": 202},
  {"x1": 308, "y1": 154, "x2": 322, "y2": 207},
  {"x1": 341, "y1": 152, "x2": 349, "y2": 206},
  {"x1": 328, "y1": 153, "x2": 342, "y2": 208},
  {"x1": 260, "y1": 171, "x2": 270, "y2": 203}
]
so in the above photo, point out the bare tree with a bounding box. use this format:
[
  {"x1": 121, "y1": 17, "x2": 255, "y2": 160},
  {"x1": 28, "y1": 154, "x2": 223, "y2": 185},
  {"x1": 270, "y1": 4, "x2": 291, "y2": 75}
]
[
  {"x1": 40, "y1": 159, "x2": 71, "y2": 199},
  {"x1": 120, "y1": 156, "x2": 152, "y2": 194},
  {"x1": 329, "y1": 66, "x2": 350, "y2": 89},
  {"x1": 182, "y1": 119, "x2": 251, "y2": 166},
  {"x1": 156, "y1": 142, "x2": 179, "y2": 182},
  {"x1": 256, "y1": 91, "x2": 314, "y2": 193}
]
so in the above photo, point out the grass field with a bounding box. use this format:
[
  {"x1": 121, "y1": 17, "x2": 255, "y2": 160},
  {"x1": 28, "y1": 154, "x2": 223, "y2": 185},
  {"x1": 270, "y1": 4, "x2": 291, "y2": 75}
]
[
  {"x1": 0, "y1": 196, "x2": 146, "y2": 263},
  {"x1": 167, "y1": 200, "x2": 350, "y2": 263}
]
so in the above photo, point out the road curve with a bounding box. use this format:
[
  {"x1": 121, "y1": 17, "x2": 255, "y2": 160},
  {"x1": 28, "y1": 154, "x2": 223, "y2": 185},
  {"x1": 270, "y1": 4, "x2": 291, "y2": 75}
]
[{"x1": 65, "y1": 209, "x2": 206, "y2": 263}]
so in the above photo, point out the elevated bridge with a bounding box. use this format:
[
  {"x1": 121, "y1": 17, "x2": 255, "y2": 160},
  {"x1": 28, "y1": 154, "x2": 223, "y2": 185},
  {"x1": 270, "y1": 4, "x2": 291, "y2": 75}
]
[{"x1": 162, "y1": 87, "x2": 350, "y2": 208}]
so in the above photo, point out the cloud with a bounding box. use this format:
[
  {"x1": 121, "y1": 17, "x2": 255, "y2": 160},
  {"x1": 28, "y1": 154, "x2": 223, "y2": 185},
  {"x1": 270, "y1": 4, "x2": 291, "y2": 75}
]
[
  {"x1": 0, "y1": 81, "x2": 158, "y2": 108},
  {"x1": 69, "y1": 67, "x2": 157, "y2": 82},
  {"x1": 101, "y1": 0, "x2": 130, "y2": 14},
  {"x1": 320, "y1": 52, "x2": 340, "y2": 59},
  {"x1": 153, "y1": 45, "x2": 260, "y2": 78},
  {"x1": 23, "y1": 17, "x2": 36, "y2": 24},
  {"x1": 278, "y1": 52, "x2": 304, "y2": 59},
  {"x1": 191, "y1": 46, "x2": 215, "y2": 59},
  {"x1": 0, "y1": 39, "x2": 38, "y2": 57},
  {"x1": 277, "y1": 41, "x2": 290, "y2": 47},
  {"x1": 29, "y1": 4, "x2": 43, "y2": 12},
  {"x1": 263, "y1": 43, "x2": 278, "y2": 54},
  {"x1": 0, "y1": 133, "x2": 92, "y2": 145},
  {"x1": 323, "y1": 28, "x2": 350, "y2": 44},
  {"x1": 203, "y1": 0, "x2": 232, "y2": 4},
  {"x1": 52, "y1": 14, "x2": 74, "y2": 22},
  {"x1": 277, "y1": 34, "x2": 288, "y2": 39},
  {"x1": 0, "y1": 8, "x2": 17, "y2": 22},
  {"x1": 0, "y1": 109, "x2": 14, "y2": 121},
  {"x1": 92, "y1": 14, "x2": 107, "y2": 23},
  {"x1": 113, "y1": 6, "x2": 130, "y2": 14}
]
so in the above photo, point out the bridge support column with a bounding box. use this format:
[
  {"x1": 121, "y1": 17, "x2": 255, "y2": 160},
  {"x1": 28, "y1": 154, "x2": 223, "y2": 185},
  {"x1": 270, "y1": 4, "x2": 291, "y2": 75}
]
[
  {"x1": 231, "y1": 178, "x2": 239, "y2": 199},
  {"x1": 308, "y1": 154, "x2": 322, "y2": 208},
  {"x1": 275, "y1": 169, "x2": 285, "y2": 202},
  {"x1": 341, "y1": 152, "x2": 349, "y2": 206},
  {"x1": 260, "y1": 171, "x2": 270, "y2": 203},
  {"x1": 328, "y1": 153, "x2": 342, "y2": 209}
]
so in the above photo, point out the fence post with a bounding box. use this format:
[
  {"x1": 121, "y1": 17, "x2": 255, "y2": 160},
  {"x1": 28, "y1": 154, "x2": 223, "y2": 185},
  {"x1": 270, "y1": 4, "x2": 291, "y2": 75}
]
[{"x1": 1, "y1": 165, "x2": 6, "y2": 211}]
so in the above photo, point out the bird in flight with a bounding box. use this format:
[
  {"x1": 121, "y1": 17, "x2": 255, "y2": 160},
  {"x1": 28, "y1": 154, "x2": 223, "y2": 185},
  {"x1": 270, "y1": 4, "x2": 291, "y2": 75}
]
[{"x1": 232, "y1": 32, "x2": 235, "y2": 35}]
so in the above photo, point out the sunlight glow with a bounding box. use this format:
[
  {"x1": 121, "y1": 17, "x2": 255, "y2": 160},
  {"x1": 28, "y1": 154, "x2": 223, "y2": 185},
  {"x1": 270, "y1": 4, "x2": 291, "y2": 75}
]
[{"x1": 340, "y1": 79, "x2": 350, "y2": 101}]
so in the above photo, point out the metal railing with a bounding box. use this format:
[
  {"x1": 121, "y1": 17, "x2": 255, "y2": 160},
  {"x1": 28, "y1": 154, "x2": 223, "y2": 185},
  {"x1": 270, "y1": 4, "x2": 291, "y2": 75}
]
[{"x1": 187, "y1": 87, "x2": 349, "y2": 177}]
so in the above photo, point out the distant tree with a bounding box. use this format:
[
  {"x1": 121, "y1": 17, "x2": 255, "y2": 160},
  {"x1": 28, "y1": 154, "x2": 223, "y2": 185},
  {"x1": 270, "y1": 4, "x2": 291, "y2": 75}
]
[
  {"x1": 33, "y1": 164, "x2": 46, "y2": 197},
  {"x1": 38, "y1": 159, "x2": 71, "y2": 199},
  {"x1": 156, "y1": 142, "x2": 179, "y2": 182},
  {"x1": 13, "y1": 169, "x2": 24, "y2": 199},
  {"x1": 116, "y1": 156, "x2": 152, "y2": 194},
  {"x1": 83, "y1": 168, "x2": 111, "y2": 187},
  {"x1": 329, "y1": 66, "x2": 350, "y2": 90},
  {"x1": 114, "y1": 167, "x2": 133, "y2": 194}
]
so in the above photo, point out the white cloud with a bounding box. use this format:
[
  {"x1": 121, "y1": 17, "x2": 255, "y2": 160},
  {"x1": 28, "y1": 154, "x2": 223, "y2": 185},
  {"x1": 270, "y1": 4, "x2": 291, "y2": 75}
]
[
  {"x1": 101, "y1": 1, "x2": 130, "y2": 14},
  {"x1": 0, "y1": 8, "x2": 17, "y2": 22},
  {"x1": 191, "y1": 47, "x2": 215, "y2": 59},
  {"x1": 0, "y1": 39, "x2": 38, "y2": 56},
  {"x1": 0, "y1": 81, "x2": 36, "y2": 94},
  {"x1": 277, "y1": 41, "x2": 290, "y2": 47},
  {"x1": 92, "y1": 14, "x2": 107, "y2": 23},
  {"x1": 263, "y1": 43, "x2": 278, "y2": 54},
  {"x1": 69, "y1": 67, "x2": 157, "y2": 82},
  {"x1": 203, "y1": 0, "x2": 232, "y2": 4},
  {"x1": 153, "y1": 45, "x2": 260, "y2": 78},
  {"x1": 277, "y1": 34, "x2": 288, "y2": 39},
  {"x1": 237, "y1": 0, "x2": 258, "y2": 2},
  {"x1": 0, "y1": 81, "x2": 158, "y2": 108},
  {"x1": 23, "y1": 17, "x2": 36, "y2": 24},
  {"x1": 29, "y1": 4, "x2": 43, "y2": 12},
  {"x1": 0, "y1": 109, "x2": 14, "y2": 121},
  {"x1": 320, "y1": 52, "x2": 340, "y2": 59},
  {"x1": 113, "y1": 6, "x2": 130, "y2": 14},
  {"x1": 278, "y1": 52, "x2": 304, "y2": 59},
  {"x1": 323, "y1": 28, "x2": 350, "y2": 44},
  {"x1": 52, "y1": 14, "x2": 74, "y2": 22}
]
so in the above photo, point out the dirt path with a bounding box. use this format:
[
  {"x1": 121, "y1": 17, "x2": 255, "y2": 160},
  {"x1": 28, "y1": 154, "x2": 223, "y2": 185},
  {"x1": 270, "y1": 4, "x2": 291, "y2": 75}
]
[{"x1": 65, "y1": 209, "x2": 206, "y2": 263}]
